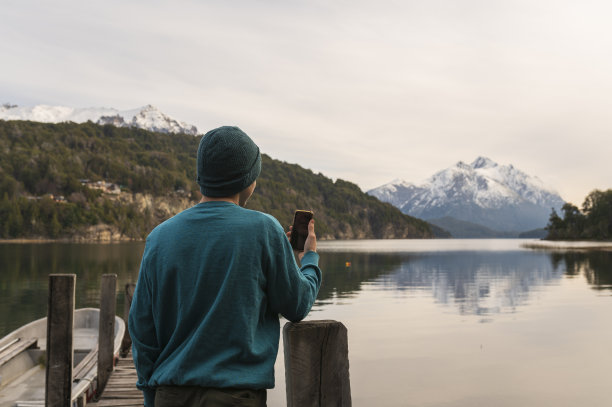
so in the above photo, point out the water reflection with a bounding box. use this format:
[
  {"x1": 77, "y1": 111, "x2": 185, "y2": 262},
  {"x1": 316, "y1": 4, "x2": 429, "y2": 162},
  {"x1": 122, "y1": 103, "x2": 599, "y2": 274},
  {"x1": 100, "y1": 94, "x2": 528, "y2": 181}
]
[
  {"x1": 0, "y1": 243, "x2": 144, "y2": 337},
  {"x1": 382, "y1": 252, "x2": 562, "y2": 315},
  {"x1": 316, "y1": 253, "x2": 404, "y2": 302},
  {"x1": 316, "y1": 251, "x2": 562, "y2": 316},
  {"x1": 549, "y1": 251, "x2": 612, "y2": 291},
  {"x1": 315, "y1": 249, "x2": 612, "y2": 316},
  {"x1": 2, "y1": 242, "x2": 611, "y2": 338}
]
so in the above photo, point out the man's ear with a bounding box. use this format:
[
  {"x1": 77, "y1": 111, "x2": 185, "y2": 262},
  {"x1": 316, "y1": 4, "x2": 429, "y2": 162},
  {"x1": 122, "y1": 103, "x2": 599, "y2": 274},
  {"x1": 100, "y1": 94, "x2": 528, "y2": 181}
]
[{"x1": 238, "y1": 181, "x2": 257, "y2": 207}]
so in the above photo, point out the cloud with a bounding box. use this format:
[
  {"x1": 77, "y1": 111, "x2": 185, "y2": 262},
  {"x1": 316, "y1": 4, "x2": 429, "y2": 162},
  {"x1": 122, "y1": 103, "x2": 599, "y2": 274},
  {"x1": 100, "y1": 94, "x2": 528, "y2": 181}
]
[{"x1": 1, "y1": 0, "x2": 611, "y2": 204}]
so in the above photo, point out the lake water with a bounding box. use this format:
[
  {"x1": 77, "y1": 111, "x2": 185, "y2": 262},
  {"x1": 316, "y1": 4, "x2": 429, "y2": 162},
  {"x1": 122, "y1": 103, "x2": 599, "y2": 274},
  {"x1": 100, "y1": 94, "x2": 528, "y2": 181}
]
[{"x1": 1, "y1": 240, "x2": 611, "y2": 406}]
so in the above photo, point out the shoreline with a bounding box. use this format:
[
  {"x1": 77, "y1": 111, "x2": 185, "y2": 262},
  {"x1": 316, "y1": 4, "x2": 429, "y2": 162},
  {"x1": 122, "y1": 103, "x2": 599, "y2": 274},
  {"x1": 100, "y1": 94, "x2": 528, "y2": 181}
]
[
  {"x1": 521, "y1": 240, "x2": 612, "y2": 251},
  {"x1": 0, "y1": 237, "x2": 144, "y2": 244},
  {"x1": 3, "y1": 238, "x2": 611, "y2": 248}
]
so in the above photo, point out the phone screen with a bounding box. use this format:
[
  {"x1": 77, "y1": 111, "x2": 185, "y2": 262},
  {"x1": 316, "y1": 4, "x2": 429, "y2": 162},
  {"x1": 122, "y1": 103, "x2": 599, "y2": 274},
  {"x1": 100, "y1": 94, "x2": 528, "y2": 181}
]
[{"x1": 290, "y1": 210, "x2": 313, "y2": 251}]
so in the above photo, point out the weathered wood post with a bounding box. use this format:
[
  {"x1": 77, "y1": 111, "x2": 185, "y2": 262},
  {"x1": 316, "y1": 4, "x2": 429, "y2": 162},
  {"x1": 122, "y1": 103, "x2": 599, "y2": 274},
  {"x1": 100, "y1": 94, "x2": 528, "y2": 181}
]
[
  {"x1": 120, "y1": 283, "x2": 135, "y2": 356},
  {"x1": 97, "y1": 274, "x2": 117, "y2": 394},
  {"x1": 283, "y1": 320, "x2": 351, "y2": 407},
  {"x1": 45, "y1": 273, "x2": 76, "y2": 407}
]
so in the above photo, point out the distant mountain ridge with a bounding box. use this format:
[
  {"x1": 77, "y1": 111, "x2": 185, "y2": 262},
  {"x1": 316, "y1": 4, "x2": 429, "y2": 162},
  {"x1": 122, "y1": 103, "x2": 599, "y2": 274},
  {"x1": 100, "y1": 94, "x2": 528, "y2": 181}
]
[
  {"x1": 0, "y1": 103, "x2": 198, "y2": 135},
  {"x1": 427, "y1": 216, "x2": 518, "y2": 238},
  {"x1": 368, "y1": 157, "x2": 565, "y2": 233}
]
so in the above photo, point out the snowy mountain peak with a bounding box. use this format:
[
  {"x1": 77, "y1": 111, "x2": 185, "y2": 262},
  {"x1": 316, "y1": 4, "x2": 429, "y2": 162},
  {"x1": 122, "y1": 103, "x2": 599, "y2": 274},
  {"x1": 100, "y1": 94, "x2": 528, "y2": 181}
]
[
  {"x1": 0, "y1": 103, "x2": 198, "y2": 136},
  {"x1": 388, "y1": 178, "x2": 412, "y2": 187},
  {"x1": 368, "y1": 157, "x2": 565, "y2": 232},
  {"x1": 456, "y1": 161, "x2": 471, "y2": 170},
  {"x1": 471, "y1": 156, "x2": 497, "y2": 169}
]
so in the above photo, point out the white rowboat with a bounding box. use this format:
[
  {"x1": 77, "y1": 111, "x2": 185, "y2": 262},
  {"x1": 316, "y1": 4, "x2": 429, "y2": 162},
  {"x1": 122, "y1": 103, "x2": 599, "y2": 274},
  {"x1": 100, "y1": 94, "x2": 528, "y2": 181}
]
[{"x1": 0, "y1": 308, "x2": 125, "y2": 407}]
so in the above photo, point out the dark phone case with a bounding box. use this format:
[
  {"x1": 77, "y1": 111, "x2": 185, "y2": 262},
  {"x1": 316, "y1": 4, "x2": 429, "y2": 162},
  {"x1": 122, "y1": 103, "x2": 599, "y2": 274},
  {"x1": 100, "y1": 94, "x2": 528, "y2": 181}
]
[{"x1": 290, "y1": 210, "x2": 313, "y2": 251}]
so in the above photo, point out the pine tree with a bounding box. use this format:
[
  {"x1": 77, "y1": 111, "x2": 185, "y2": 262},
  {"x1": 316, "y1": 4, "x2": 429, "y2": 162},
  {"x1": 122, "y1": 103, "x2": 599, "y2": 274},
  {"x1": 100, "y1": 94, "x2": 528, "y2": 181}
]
[
  {"x1": 7, "y1": 199, "x2": 24, "y2": 237},
  {"x1": 49, "y1": 212, "x2": 61, "y2": 238}
]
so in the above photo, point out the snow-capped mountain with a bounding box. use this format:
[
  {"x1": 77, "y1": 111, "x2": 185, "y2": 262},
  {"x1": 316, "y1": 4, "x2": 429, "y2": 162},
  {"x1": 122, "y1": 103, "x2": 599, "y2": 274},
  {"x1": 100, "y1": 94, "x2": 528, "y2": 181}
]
[
  {"x1": 0, "y1": 103, "x2": 198, "y2": 135},
  {"x1": 368, "y1": 157, "x2": 565, "y2": 232}
]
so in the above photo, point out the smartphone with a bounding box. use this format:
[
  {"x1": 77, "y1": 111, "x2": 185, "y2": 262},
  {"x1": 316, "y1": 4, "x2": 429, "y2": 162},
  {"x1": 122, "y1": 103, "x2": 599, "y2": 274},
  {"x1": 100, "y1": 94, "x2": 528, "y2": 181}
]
[{"x1": 290, "y1": 210, "x2": 314, "y2": 251}]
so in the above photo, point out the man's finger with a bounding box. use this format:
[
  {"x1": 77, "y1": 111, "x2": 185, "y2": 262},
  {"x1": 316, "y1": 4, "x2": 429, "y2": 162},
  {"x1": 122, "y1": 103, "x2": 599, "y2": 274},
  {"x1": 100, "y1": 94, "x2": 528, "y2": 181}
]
[{"x1": 308, "y1": 219, "x2": 315, "y2": 235}]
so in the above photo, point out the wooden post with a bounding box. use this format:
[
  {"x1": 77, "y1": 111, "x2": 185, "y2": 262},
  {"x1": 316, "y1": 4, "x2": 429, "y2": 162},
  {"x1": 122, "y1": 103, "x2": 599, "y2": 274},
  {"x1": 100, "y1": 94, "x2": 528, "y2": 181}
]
[
  {"x1": 120, "y1": 283, "x2": 136, "y2": 356},
  {"x1": 97, "y1": 274, "x2": 117, "y2": 394},
  {"x1": 283, "y1": 320, "x2": 351, "y2": 407},
  {"x1": 46, "y1": 274, "x2": 76, "y2": 407}
]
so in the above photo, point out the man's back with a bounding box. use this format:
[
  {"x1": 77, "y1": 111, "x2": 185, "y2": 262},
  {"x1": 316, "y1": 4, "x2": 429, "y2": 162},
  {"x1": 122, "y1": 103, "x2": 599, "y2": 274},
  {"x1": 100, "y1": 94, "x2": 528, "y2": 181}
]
[{"x1": 129, "y1": 200, "x2": 321, "y2": 404}]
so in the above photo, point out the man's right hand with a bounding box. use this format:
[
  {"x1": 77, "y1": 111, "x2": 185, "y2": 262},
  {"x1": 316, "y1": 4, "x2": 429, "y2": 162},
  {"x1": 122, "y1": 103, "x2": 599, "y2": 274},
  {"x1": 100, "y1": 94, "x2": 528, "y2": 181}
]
[{"x1": 299, "y1": 219, "x2": 317, "y2": 261}]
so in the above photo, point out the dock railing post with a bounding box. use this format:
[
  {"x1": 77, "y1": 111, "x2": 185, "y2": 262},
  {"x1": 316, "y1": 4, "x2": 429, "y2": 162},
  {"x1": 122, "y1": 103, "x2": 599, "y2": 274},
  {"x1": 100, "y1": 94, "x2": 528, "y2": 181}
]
[
  {"x1": 45, "y1": 273, "x2": 76, "y2": 407},
  {"x1": 120, "y1": 283, "x2": 135, "y2": 356},
  {"x1": 283, "y1": 320, "x2": 352, "y2": 407},
  {"x1": 97, "y1": 273, "x2": 117, "y2": 394}
]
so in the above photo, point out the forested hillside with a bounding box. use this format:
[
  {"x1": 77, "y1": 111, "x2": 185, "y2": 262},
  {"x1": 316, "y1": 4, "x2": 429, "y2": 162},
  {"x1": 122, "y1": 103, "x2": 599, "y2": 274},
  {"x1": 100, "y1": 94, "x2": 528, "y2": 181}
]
[{"x1": 0, "y1": 120, "x2": 440, "y2": 240}]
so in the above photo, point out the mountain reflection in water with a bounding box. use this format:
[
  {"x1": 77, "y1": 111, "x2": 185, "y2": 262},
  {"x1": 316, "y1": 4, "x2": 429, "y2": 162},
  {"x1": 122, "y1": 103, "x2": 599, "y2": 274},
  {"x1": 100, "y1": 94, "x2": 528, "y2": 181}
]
[{"x1": 315, "y1": 248, "x2": 612, "y2": 316}]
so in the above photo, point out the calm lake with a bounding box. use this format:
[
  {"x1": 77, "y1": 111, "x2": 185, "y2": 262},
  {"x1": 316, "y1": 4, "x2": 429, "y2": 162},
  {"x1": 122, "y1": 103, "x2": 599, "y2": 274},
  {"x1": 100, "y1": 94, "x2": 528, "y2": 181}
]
[{"x1": 1, "y1": 240, "x2": 611, "y2": 406}]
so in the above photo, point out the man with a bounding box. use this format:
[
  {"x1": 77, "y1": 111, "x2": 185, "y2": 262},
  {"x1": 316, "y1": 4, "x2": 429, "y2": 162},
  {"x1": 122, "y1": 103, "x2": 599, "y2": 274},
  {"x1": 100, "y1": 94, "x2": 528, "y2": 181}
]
[{"x1": 129, "y1": 126, "x2": 322, "y2": 407}]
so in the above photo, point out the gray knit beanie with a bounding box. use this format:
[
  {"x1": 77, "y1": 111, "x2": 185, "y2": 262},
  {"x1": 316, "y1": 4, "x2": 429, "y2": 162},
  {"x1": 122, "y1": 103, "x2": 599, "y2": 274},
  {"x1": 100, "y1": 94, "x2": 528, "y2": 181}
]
[{"x1": 196, "y1": 126, "x2": 262, "y2": 197}]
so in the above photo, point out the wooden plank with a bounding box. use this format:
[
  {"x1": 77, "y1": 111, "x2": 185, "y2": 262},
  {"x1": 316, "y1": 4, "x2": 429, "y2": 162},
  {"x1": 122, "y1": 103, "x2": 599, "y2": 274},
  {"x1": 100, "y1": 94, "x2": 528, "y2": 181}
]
[
  {"x1": 45, "y1": 274, "x2": 76, "y2": 407},
  {"x1": 103, "y1": 388, "x2": 140, "y2": 391},
  {"x1": 0, "y1": 338, "x2": 20, "y2": 355},
  {"x1": 0, "y1": 337, "x2": 38, "y2": 367},
  {"x1": 104, "y1": 388, "x2": 139, "y2": 391},
  {"x1": 88, "y1": 347, "x2": 143, "y2": 407},
  {"x1": 98, "y1": 274, "x2": 117, "y2": 393},
  {"x1": 73, "y1": 345, "x2": 98, "y2": 380},
  {"x1": 283, "y1": 320, "x2": 352, "y2": 407}
]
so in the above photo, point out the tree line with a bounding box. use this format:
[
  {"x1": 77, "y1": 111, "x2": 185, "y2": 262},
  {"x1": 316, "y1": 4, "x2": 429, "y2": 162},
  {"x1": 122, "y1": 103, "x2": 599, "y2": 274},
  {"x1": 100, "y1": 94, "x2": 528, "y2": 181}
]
[{"x1": 546, "y1": 189, "x2": 612, "y2": 240}]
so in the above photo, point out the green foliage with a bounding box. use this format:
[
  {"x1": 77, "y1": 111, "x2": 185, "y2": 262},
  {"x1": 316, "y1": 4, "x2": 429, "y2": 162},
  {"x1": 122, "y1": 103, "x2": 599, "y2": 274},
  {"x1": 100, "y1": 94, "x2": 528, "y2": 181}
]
[
  {"x1": 0, "y1": 192, "x2": 156, "y2": 240},
  {"x1": 0, "y1": 120, "x2": 199, "y2": 239},
  {"x1": 0, "y1": 120, "x2": 199, "y2": 198},
  {"x1": 546, "y1": 189, "x2": 612, "y2": 240},
  {"x1": 0, "y1": 120, "x2": 434, "y2": 240}
]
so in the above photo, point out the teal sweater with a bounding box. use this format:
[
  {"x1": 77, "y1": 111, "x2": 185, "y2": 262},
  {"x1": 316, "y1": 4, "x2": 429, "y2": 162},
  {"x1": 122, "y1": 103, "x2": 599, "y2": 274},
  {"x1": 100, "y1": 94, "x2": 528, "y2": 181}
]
[{"x1": 128, "y1": 202, "x2": 322, "y2": 406}]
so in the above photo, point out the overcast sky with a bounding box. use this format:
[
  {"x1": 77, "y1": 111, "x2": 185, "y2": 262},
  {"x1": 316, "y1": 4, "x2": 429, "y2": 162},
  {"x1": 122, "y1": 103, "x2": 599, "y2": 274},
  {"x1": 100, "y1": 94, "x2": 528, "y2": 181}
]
[{"x1": 2, "y1": 0, "x2": 611, "y2": 205}]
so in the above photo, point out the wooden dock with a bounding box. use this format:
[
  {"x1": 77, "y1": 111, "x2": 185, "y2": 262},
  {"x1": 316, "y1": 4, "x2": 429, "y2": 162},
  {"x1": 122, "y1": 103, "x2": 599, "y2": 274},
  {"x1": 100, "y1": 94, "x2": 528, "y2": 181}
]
[
  {"x1": 88, "y1": 351, "x2": 143, "y2": 406},
  {"x1": 42, "y1": 277, "x2": 350, "y2": 406},
  {"x1": 86, "y1": 281, "x2": 143, "y2": 406}
]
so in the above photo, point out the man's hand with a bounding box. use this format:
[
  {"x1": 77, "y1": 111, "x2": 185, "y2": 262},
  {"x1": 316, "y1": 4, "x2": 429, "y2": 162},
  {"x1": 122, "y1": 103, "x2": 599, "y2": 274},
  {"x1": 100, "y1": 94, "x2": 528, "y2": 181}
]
[
  {"x1": 302, "y1": 219, "x2": 317, "y2": 257},
  {"x1": 286, "y1": 219, "x2": 317, "y2": 261}
]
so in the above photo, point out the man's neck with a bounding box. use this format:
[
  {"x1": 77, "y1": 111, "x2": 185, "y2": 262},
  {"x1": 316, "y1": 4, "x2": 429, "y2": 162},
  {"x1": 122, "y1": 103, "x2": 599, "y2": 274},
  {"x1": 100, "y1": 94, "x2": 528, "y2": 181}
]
[{"x1": 200, "y1": 195, "x2": 239, "y2": 205}]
